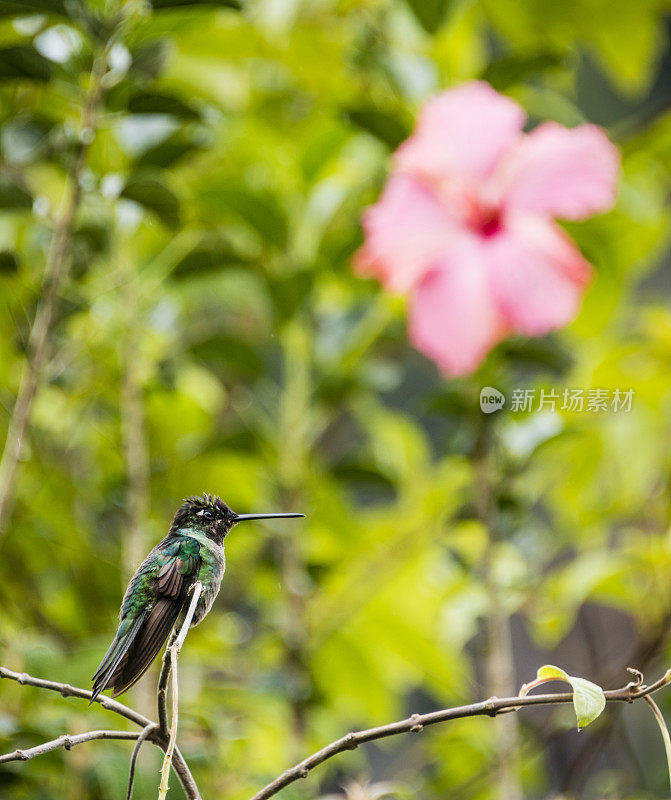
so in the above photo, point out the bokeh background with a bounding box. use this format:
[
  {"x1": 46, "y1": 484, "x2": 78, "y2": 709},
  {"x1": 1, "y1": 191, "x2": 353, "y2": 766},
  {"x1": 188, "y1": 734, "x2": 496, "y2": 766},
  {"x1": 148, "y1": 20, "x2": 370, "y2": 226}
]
[{"x1": 2, "y1": 0, "x2": 671, "y2": 798}]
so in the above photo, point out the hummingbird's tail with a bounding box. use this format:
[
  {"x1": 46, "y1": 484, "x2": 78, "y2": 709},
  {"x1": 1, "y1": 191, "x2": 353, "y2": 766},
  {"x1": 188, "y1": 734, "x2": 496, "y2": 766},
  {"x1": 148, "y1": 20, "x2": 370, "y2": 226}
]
[
  {"x1": 90, "y1": 613, "x2": 146, "y2": 704},
  {"x1": 90, "y1": 597, "x2": 185, "y2": 703}
]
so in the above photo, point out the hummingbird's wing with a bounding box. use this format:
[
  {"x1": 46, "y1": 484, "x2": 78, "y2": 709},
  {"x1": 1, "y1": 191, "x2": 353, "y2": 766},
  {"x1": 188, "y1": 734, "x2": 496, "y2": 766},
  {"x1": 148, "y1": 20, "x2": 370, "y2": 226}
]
[{"x1": 91, "y1": 536, "x2": 201, "y2": 701}]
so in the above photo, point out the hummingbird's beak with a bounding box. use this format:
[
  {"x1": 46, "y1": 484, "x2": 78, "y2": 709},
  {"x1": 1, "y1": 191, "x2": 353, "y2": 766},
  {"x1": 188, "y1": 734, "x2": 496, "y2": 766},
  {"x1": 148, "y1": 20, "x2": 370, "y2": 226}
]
[{"x1": 233, "y1": 512, "x2": 305, "y2": 522}]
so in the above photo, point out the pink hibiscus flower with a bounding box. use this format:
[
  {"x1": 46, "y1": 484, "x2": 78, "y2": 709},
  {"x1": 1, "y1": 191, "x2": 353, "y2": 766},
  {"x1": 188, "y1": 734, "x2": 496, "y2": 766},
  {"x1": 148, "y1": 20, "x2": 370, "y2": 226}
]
[{"x1": 354, "y1": 81, "x2": 619, "y2": 376}]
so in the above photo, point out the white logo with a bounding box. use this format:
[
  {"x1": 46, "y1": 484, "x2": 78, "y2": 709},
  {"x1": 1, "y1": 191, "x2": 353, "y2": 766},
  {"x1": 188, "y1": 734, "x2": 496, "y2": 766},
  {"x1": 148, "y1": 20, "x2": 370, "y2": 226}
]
[{"x1": 480, "y1": 387, "x2": 505, "y2": 414}]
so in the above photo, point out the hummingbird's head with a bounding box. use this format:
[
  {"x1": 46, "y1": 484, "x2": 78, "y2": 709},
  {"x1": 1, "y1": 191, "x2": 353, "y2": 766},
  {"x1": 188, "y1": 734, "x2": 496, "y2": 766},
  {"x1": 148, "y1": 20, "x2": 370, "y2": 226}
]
[{"x1": 170, "y1": 493, "x2": 304, "y2": 545}]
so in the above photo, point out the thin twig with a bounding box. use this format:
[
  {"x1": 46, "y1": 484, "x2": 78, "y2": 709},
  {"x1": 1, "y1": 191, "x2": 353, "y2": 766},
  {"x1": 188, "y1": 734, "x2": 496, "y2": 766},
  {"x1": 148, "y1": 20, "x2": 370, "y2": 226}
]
[
  {"x1": 158, "y1": 631, "x2": 177, "y2": 737},
  {"x1": 0, "y1": 730, "x2": 139, "y2": 764},
  {"x1": 0, "y1": 666, "x2": 150, "y2": 727},
  {"x1": 176, "y1": 583, "x2": 203, "y2": 651},
  {"x1": 247, "y1": 670, "x2": 671, "y2": 800},
  {"x1": 158, "y1": 582, "x2": 203, "y2": 800},
  {"x1": 158, "y1": 648, "x2": 179, "y2": 800},
  {"x1": 643, "y1": 695, "x2": 671, "y2": 789},
  {"x1": 171, "y1": 748, "x2": 202, "y2": 800},
  {"x1": 126, "y1": 723, "x2": 158, "y2": 800}
]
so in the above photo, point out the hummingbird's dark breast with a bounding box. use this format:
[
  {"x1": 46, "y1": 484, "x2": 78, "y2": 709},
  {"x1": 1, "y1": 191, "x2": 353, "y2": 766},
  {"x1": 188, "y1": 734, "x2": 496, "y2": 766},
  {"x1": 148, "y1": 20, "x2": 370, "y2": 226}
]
[{"x1": 184, "y1": 527, "x2": 226, "y2": 625}]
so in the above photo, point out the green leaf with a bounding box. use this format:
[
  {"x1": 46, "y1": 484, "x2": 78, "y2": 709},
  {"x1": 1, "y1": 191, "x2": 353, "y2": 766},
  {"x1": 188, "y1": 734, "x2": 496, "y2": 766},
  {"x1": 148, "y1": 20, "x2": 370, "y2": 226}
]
[
  {"x1": 530, "y1": 665, "x2": 606, "y2": 729},
  {"x1": 152, "y1": 0, "x2": 241, "y2": 8},
  {"x1": 345, "y1": 107, "x2": 411, "y2": 149},
  {"x1": 1, "y1": 116, "x2": 54, "y2": 165},
  {"x1": 481, "y1": 53, "x2": 561, "y2": 91},
  {"x1": 267, "y1": 272, "x2": 313, "y2": 323},
  {"x1": 576, "y1": 53, "x2": 636, "y2": 127},
  {"x1": 120, "y1": 176, "x2": 180, "y2": 228},
  {"x1": 403, "y1": 0, "x2": 452, "y2": 34},
  {"x1": 136, "y1": 133, "x2": 203, "y2": 169},
  {"x1": 0, "y1": 251, "x2": 19, "y2": 273},
  {"x1": 206, "y1": 186, "x2": 287, "y2": 249},
  {"x1": 299, "y1": 126, "x2": 348, "y2": 183},
  {"x1": 171, "y1": 236, "x2": 249, "y2": 280},
  {"x1": 0, "y1": 0, "x2": 70, "y2": 16},
  {"x1": 189, "y1": 334, "x2": 263, "y2": 380},
  {"x1": 129, "y1": 40, "x2": 168, "y2": 80},
  {"x1": 71, "y1": 223, "x2": 109, "y2": 278},
  {"x1": 0, "y1": 177, "x2": 33, "y2": 210},
  {"x1": 0, "y1": 46, "x2": 52, "y2": 82},
  {"x1": 127, "y1": 91, "x2": 200, "y2": 119}
]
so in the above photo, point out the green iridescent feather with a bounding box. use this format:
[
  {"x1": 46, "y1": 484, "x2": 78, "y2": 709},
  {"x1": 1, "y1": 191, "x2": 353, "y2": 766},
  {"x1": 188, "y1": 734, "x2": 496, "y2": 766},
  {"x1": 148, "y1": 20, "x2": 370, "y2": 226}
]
[{"x1": 91, "y1": 535, "x2": 201, "y2": 701}]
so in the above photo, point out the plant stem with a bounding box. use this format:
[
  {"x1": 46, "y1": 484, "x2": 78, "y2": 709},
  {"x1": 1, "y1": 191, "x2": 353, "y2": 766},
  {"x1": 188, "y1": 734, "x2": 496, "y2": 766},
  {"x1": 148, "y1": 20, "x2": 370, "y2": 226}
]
[
  {"x1": 473, "y1": 420, "x2": 522, "y2": 800},
  {"x1": 0, "y1": 729, "x2": 140, "y2": 763},
  {"x1": 0, "y1": 33, "x2": 113, "y2": 536},
  {"x1": 643, "y1": 695, "x2": 671, "y2": 789},
  {"x1": 158, "y1": 582, "x2": 203, "y2": 800}
]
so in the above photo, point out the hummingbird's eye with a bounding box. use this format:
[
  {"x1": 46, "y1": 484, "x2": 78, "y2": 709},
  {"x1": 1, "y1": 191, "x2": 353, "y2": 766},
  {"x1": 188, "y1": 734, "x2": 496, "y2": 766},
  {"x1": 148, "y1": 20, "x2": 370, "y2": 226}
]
[{"x1": 198, "y1": 509, "x2": 215, "y2": 520}]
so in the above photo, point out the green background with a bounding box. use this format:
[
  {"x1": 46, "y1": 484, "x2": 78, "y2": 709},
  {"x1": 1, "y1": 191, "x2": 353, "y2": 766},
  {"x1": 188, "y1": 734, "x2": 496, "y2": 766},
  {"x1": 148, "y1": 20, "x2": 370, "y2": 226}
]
[{"x1": 2, "y1": 0, "x2": 671, "y2": 798}]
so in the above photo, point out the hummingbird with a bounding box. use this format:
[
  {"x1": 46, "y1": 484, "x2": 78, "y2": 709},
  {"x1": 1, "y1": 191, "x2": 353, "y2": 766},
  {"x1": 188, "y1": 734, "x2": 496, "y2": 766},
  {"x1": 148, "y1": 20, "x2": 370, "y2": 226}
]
[{"x1": 91, "y1": 493, "x2": 303, "y2": 702}]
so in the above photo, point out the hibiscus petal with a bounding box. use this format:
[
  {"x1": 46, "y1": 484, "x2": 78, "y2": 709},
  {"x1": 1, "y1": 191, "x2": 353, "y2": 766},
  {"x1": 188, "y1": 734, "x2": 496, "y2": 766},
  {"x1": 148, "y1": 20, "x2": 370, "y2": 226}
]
[
  {"x1": 354, "y1": 173, "x2": 456, "y2": 293},
  {"x1": 500, "y1": 122, "x2": 619, "y2": 219},
  {"x1": 394, "y1": 81, "x2": 526, "y2": 185},
  {"x1": 408, "y1": 238, "x2": 508, "y2": 376},
  {"x1": 487, "y1": 216, "x2": 592, "y2": 336}
]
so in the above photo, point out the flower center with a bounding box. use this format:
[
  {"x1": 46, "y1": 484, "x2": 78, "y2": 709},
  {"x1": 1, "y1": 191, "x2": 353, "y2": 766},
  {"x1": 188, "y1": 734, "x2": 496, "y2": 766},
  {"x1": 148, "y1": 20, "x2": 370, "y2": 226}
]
[
  {"x1": 471, "y1": 202, "x2": 502, "y2": 238},
  {"x1": 456, "y1": 189, "x2": 503, "y2": 238}
]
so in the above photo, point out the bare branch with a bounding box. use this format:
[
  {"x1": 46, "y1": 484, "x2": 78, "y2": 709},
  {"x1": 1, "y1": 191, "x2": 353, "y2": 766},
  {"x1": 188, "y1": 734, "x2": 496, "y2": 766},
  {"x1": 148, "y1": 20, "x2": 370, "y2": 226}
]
[
  {"x1": 175, "y1": 584, "x2": 203, "y2": 651},
  {"x1": 158, "y1": 647, "x2": 180, "y2": 800},
  {"x1": 126, "y1": 724, "x2": 158, "y2": 800},
  {"x1": 3, "y1": 660, "x2": 667, "y2": 800},
  {"x1": 171, "y1": 748, "x2": 202, "y2": 800},
  {"x1": 157, "y1": 631, "x2": 177, "y2": 736},
  {"x1": 0, "y1": 665, "x2": 201, "y2": 800},
  {"x1": 643, "y1": 695, "x2": 671, "y2": 789},
  {"x1": 0, "y1": 730, "x2": 139, "y2": 764},
  {"x1": 0, "y1": 666, "x2": 150, "y2": 727},
  {"x1": 248, "y1": 670, "x2": 671, "y2": 800}
]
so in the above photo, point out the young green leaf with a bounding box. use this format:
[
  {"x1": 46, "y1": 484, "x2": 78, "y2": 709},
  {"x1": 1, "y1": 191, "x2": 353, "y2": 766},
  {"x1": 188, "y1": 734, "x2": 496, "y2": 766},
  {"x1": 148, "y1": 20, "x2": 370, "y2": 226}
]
[{"x1": 522, "y1": 665, "x2": 606, "y2": 729}]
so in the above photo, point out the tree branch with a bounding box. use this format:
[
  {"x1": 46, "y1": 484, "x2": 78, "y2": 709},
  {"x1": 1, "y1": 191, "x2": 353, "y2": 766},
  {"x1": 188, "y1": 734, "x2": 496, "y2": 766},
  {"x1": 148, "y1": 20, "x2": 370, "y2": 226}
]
[
  {"x1": 3, "y1": 662, "x2": 668, "y2": 800},
  {"x1": 0, "y1": 664, "x2": 201, "y2": 800},
  {"x1": 247, "y1": 669, "x2": 671, "y2": 800},
  {"x1": 0, "y1": 729, "x2": 139, "y2": 764},
  {"x1": 0, "y1": 666, "x2": 150, "y2": 727},
  {"x1": 126, "y1": 724, "x2": 158, "y2": 800},
  {"x1": 157, "y1": 631, "x2": 177, "y2": 737}
]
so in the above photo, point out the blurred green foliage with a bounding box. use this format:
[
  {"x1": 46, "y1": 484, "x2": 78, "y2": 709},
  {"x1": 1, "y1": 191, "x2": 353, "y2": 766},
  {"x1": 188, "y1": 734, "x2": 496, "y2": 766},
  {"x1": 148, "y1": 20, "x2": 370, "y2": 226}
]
[{"x1": 1, "y1": 0, "x2": 671, "y2": 798}]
